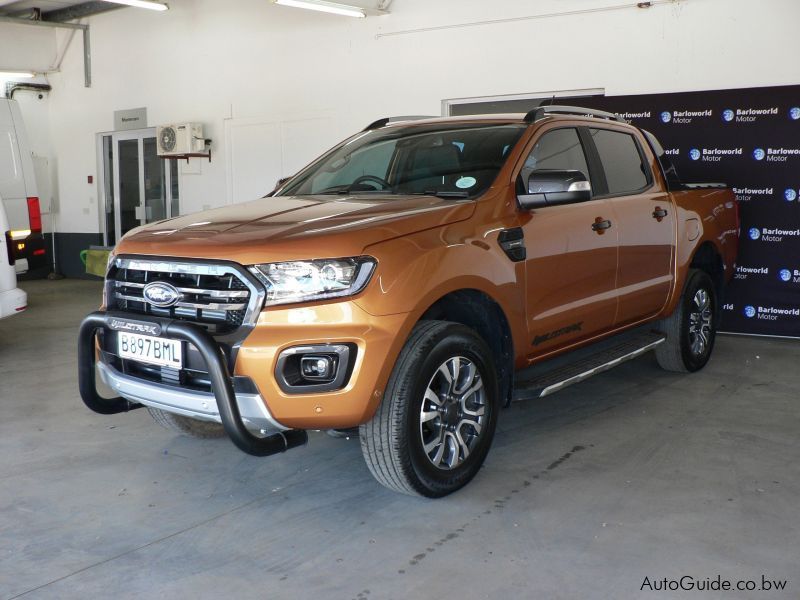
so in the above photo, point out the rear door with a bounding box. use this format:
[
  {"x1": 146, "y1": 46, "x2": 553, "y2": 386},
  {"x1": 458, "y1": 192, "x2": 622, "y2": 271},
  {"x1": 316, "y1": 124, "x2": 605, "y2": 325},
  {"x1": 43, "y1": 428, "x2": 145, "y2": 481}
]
[
  {"x1": 585, "y1": 126, "x2": 675, "y2": 325},
  {"x1": 518, "y1": 125, "x2": 619, "y2": 356}
]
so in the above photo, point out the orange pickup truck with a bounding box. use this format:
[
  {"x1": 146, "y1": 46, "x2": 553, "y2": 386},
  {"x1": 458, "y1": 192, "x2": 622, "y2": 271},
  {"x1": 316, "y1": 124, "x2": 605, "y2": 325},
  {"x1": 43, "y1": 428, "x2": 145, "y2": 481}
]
[{"x1": 79, "y1": 106, "x2": 739, "y2": 497}]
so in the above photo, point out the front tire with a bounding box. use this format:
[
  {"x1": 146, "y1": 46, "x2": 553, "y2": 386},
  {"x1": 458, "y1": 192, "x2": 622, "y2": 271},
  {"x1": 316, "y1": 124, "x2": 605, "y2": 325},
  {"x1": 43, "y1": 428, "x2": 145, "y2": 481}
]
[
  {"x1": 655, "y1": 269, "x2": 717, "y2": 373},
  {"x1": 360, "y1": 321, "x2": 500, "y2": 498}
]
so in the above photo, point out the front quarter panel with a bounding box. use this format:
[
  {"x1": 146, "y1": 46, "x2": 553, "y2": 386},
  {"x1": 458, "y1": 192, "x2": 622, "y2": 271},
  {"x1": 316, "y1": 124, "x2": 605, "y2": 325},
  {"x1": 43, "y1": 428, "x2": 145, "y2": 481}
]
[
  {"x1": 235, "y1": 213, "x2": 527, "y2": 429},
  {"x1": 356, "y1": 204, "x2": 529, "y2": 358}
]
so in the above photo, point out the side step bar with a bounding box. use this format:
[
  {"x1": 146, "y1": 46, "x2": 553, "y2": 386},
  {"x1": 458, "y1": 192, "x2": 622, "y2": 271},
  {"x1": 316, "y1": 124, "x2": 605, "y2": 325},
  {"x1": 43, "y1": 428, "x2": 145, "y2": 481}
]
[{"x1": 513, "y1": 330, "x2": 666, "y2": 401}]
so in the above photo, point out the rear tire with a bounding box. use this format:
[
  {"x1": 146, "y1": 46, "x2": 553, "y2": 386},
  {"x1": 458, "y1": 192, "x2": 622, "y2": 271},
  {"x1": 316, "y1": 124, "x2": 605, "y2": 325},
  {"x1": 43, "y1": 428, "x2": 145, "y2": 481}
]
[
  {"x1": 360, "y1": 321, "x2": 499, "y2": 498},
  {"x1": 655, "y1": 269, "x2": 717, "y2": 373},
  {"x1": 147, "y1": 408, "x2": 226, "y2": 439}
]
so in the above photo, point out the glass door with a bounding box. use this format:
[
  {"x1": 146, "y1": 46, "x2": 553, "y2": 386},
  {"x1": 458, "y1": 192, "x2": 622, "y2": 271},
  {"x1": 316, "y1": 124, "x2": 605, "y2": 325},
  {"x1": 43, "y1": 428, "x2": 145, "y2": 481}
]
[
  {"x1": 143, "y1": 137, "x2": 167, "y2": 223},
  {"x1": 114, "y1": 132, "x2": 142, "y2": 240},
  {"x1": 101, "y1": 128, "x2": 180, "y2": 246}
]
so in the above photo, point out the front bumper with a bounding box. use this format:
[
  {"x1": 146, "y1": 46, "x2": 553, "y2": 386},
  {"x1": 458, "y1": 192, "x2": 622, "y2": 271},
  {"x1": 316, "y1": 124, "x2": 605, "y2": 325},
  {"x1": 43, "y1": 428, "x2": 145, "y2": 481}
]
[
  {"x1": 78, "y1": 311, "x2": 307, "y2": 457},
  {"x1": 96, "y1": 361, "x2": 287, "y2": 435},
  {"x1": 0, "y1": 287, "x2": 27, "y2": 319}
]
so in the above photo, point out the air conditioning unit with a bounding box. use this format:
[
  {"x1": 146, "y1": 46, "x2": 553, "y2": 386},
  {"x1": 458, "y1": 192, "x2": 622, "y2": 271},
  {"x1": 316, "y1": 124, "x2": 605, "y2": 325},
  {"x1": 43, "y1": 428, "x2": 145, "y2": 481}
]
[{"x1": 156, "y1": 123, "x2": 205, "y2": 156}]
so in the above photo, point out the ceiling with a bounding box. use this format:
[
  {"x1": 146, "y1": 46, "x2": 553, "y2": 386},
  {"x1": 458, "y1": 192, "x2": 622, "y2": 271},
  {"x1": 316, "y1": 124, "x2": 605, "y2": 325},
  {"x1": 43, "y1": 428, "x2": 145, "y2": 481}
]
[
  {"x1": 0, "y1": 1, "x2": 120, "y2": 20},
  {"x1": 0, "y1": 1, "x2": 82, "y2": 10}
]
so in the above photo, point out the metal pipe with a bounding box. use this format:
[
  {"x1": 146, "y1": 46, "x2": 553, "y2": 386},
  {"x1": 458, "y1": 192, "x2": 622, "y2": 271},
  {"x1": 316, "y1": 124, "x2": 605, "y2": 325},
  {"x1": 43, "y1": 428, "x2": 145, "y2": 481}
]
[
  {"x1": 376, "y1": 0, "x2": 680, "y2": 39},
  {"x1": 78, "y1": 313, "x2": 143, "y2": 415},
  {"x1": 51, "y1": 25, "x2": 77, "y2": 71},
  {"x1": 7, "y1": 82, "x2": 52, "y2": 99},
  {"x1": 82, "y1": 25, "x2": 91, "y2": 87},
  {"x1": 78, "y1": 311, "x2": 309, "y2": 457},
  {"x1": 0, "y1": 15, "x2": 87, "y2": 30}
]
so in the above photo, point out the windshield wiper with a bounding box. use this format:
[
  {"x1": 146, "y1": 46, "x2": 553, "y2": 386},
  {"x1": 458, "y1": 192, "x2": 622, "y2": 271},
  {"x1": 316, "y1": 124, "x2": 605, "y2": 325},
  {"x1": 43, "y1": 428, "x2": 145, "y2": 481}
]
[
  {"x1": 313, "y1": 184, "x2": 392, "y2": 195},
  {"x1": 415, "y1": 190, "x2": 470, "y2": 199},
  {"x1": 308, "y1": 187, "x2": 469, "y2": 199}
]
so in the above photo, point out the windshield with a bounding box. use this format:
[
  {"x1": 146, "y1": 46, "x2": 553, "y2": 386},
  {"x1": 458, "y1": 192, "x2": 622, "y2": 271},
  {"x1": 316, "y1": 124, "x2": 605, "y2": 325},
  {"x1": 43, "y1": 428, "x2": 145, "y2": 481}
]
[{"x1": 279, "y1": 123, "x2": 526, "y2": 199}]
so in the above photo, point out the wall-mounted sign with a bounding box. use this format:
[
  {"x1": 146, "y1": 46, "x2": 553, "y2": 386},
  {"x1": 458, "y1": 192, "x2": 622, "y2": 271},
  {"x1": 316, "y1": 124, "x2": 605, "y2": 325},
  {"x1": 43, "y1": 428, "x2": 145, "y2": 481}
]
[{"x1": 114, "y1": 107, "x2": 147, "y2": 131}]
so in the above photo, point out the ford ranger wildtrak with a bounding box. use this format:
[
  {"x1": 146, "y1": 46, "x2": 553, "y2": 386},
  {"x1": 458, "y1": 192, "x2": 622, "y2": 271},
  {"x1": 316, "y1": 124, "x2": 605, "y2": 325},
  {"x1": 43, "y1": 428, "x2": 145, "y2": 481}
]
[{"x1": 79, "y1": 106, "x2": 739, "y2": 497}]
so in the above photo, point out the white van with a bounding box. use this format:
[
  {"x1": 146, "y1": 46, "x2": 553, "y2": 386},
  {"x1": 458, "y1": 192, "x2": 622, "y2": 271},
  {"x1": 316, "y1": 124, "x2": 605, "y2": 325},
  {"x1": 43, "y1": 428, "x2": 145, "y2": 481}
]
[
  {"x1": 0, "y1": 98, "x2": 45, "y2": 274},
  {"x1": 0, "y1": 193, "x2": 27, "y2": 319}
]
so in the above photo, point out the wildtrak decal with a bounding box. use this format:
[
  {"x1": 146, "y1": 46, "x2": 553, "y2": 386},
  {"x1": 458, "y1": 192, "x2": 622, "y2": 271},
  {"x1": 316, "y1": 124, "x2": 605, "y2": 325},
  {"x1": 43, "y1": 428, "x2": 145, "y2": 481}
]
[{"x1": 532, "y1": 322, "x2": 583, "y2": 346}]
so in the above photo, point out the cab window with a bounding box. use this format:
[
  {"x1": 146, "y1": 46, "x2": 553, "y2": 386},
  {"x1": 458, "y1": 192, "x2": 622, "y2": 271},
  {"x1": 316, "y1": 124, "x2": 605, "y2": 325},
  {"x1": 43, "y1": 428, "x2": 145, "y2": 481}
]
[
  {"x1": 520, "y1": 128, "x2": 591, "y2": 189},
  {"x1": 589, "y1": 128, "x2": 651, "y2": 195}
]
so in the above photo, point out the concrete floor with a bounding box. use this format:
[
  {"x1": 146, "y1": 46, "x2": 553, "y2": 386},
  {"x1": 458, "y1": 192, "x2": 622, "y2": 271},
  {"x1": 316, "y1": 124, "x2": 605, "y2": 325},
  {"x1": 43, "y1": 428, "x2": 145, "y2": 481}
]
[{"x1": 1, "y1": 279, "x2": 798, "y2": 599}]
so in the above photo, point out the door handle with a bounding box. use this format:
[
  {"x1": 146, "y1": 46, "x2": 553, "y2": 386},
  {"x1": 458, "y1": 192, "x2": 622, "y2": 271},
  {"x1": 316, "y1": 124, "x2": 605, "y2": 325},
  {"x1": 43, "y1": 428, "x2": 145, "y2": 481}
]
[
  {"x1": 652, "y1": 207, "x2": 668, "y2": 221},
  {"x1": 592, "y1": 217, "x2": 612, "y2": 233}
]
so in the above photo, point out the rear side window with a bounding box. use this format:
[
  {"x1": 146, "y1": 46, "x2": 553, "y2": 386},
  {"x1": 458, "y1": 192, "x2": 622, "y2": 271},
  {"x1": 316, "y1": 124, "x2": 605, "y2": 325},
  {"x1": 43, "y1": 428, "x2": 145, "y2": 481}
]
[
  {"x1": 643, "y1": 129, "x2": 682, "y2": 190},
  {"x1": 589, "y1": 128, "x2": 650, "y2": 195},
  {"x1": 521, "y1": 128, "x2": 591, "y2": 185}
]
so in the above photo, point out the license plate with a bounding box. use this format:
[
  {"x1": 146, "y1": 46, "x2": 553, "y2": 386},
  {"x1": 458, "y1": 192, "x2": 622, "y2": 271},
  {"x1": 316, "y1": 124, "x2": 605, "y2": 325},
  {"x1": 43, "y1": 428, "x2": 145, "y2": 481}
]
[{"x1": 118, "y1": 332, "x2": 183, "y2": 369}]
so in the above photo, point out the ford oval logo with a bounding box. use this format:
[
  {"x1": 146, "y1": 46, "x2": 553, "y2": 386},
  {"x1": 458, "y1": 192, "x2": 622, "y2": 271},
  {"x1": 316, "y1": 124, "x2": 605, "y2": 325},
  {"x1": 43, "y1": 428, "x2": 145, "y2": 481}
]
[{"x1": 143, "y1": 281, "x2": 182, "y2": 307}]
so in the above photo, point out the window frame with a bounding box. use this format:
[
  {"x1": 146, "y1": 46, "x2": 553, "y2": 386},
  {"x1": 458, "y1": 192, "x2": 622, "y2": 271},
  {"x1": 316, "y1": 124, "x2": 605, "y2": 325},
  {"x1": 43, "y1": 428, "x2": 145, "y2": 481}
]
[
  {"x1": 278, "y1": 122, "x2": 527, "y2": 199},
  {"x1": 513, "y1": 125, "x2": 601, "y2": 194},
  {"x1": 580, "y1": 125, "x2": 655, "y2": 199}
]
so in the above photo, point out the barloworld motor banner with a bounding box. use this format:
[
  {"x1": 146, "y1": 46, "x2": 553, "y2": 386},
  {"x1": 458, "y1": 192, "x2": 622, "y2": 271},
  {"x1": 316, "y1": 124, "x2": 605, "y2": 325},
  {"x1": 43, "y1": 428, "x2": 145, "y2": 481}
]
[{"x1": 563, "y1": 85, "x2": 800, "y2": 339}]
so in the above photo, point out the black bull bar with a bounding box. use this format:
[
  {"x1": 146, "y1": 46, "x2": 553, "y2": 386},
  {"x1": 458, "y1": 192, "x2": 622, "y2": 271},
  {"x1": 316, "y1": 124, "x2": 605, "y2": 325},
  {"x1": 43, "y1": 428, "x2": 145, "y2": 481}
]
[{"x1": 78, "y1": 311, "x2": 307, "y2": 457}]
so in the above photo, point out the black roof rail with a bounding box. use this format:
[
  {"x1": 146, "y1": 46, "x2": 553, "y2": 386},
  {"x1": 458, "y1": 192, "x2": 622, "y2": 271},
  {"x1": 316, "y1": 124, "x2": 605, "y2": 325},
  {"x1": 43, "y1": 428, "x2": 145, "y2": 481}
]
[
  {"x1": 524, "y1": 105, "x2": 627, "y2": 124},
  {"x1": 363, "y1": 115, "x2": 440, "y2": 131}
]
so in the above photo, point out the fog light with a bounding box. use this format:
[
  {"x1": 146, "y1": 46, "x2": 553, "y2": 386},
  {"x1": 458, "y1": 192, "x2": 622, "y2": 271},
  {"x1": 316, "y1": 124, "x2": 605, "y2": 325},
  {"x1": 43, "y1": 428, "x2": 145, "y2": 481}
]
[
  {"x1": 275, "y1": 343, "x2": 355, "y2": 393},
  {"x1": 300, "y1": 355, "x2": 335, "y2": 381}
]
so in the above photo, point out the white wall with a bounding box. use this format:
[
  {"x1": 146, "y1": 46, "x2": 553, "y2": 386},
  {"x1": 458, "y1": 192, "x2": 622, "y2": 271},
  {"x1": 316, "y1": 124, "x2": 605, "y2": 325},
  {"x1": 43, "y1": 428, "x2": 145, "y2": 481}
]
[{"x1": 12, "y1": 0, "x2": 800, "y2": 237}]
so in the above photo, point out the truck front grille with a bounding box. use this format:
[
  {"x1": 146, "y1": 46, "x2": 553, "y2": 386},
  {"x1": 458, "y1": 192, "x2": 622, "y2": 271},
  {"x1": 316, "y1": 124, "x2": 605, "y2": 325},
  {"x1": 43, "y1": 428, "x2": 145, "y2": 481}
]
[{"x1": 107, "y1": 257, "x2": 263, "y2": 335}]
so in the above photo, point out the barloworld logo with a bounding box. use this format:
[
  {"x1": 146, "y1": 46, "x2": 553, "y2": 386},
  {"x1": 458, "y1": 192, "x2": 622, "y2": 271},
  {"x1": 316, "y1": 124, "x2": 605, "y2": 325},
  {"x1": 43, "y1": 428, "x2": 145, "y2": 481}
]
[
  {"x1": 746, "y1": 305, "x2": 800, "y2": 320},
  {"x1": 779, "y1": 269, "x2": 792, "y2": 282},
  {"x1": 735, "y1": 265, "x2": 769, "y2": 281},
  {"x1": 723, "y1": 107, "x2": 779, "y2": 123},
  {"x1": 691, "y1": 147, "x2": 741, "y2": 162},
  {"x1": 786, "y1": 189, "x2": 798, "y2": 202},
  {"x1": 659, "y1": 109, "x2": 712, "y2": 124},
  {"x1": 753, "y1": 148, "x2": 766, "y2": 161},
  {"x1": 732, "y1": 187, "x2": 773, "y2": 201},
  {"x1": 749, "y1": 227, "x2": 800, "y2": 242},
  {"x1": 616, "y1": 111, "x2": 651, "y2": 120},
  {"x1": 790, "y1": 107, "x2": 800, "y2": 121}
]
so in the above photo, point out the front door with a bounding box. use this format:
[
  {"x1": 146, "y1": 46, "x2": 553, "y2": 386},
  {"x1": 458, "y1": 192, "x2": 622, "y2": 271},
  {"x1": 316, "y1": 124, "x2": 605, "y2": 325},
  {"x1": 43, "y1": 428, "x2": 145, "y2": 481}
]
[
  {"x1": 100, "y1": 128, "x2": 180, "y2": 246},
  {"x1": 518, "y1": 126, "x2": 619, "y2": 357}
]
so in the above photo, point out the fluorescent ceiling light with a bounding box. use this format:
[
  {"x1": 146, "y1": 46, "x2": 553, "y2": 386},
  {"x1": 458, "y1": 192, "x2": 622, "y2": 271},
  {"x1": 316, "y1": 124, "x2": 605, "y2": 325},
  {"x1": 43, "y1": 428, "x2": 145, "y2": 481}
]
[
  {"x1": 101, "y1": 0, "x2": 169, "y2": 11},
  {"x1": 272, "y1": 0, "x2": 367, "y2": 18},
  {"x1": 0, "y1": 71, "x2": 35, "y2": 79}
]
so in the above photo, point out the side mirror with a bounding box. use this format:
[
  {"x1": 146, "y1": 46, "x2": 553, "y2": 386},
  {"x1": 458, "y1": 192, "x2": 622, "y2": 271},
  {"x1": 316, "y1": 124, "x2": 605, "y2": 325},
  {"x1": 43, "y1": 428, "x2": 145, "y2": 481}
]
[
  {"x1": 267, "y1": 176, "x2": 293, "y2": 197},
  {"x1": 517, "y1": 170, "x2": 592, "y2": 210}
]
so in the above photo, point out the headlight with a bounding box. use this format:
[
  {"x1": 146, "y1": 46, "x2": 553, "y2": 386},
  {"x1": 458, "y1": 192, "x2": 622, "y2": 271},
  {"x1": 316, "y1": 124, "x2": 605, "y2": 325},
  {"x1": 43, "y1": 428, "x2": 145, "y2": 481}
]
[
  {"x1": 102, "y1": 251, "x2": 117, "y2": 308},
  {"x1": 106, "y1": 251, "x2": 117, "y2": 274},
  {"x1": 250, "y1": 256, "x2": 376, "y2": 306}
]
